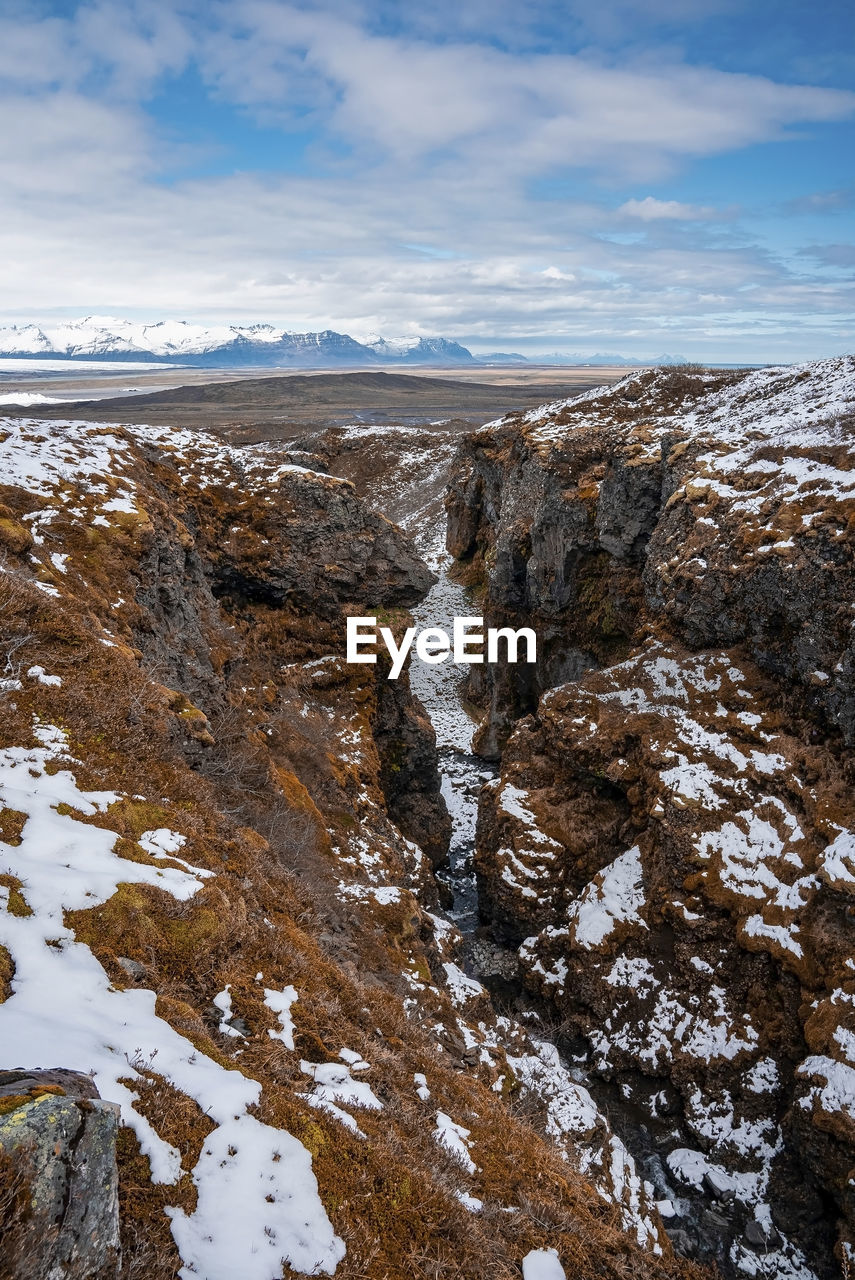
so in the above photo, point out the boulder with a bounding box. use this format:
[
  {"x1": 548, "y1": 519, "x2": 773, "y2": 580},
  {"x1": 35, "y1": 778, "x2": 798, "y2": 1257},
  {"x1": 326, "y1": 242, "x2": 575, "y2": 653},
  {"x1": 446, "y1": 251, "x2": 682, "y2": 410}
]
[{"x1": 0, "y1": 1069, "x2": 120, "y2": 1280}]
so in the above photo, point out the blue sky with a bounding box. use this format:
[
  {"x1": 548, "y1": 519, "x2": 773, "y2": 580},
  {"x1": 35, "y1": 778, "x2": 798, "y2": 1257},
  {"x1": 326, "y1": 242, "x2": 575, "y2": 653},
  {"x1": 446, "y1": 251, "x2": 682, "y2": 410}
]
[{"x1": 1, "y1": 0, "x2": 853, "y2": 360}]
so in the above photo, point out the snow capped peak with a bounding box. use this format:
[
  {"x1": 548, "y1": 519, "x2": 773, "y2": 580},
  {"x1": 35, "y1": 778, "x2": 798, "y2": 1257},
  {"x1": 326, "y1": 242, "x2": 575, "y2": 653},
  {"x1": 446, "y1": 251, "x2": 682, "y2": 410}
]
[
  {"x1": 365, "y1": 334, "x2": 474, "y2": 363},
  {"x1": 79, "y1": 314, "x2": 127, "y2": 326},
  {"x1": 366, "y1": 335, "x2": 424, "y2": 353},
  {"x1": 0, "y1": 316, "x2": 290, "y2": 359}
]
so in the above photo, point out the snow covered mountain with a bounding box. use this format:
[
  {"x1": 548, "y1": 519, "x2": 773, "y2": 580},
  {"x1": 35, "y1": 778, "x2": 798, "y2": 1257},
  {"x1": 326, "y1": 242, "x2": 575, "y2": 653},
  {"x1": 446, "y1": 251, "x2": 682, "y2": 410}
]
[
  {"x1": 0, "y1": 317, "x2": 478, "y2": 367},
  {"x1": 362, "y1": 334, "x2": 474, "y2": 363}
]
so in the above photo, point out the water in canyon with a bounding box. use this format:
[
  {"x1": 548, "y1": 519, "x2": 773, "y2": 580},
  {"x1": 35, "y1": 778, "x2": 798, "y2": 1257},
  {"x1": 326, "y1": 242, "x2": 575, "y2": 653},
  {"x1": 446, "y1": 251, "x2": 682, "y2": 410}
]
[{"x1": 407, "y1": 532, "x2": 497, "y2": 935}]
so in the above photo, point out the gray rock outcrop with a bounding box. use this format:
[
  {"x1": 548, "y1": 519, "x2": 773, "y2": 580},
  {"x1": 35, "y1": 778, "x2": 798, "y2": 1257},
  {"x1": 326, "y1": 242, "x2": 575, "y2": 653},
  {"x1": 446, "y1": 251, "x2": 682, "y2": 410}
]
[{"x1": 0, "y1": 1069, "x2": 120, "y2": 1280}]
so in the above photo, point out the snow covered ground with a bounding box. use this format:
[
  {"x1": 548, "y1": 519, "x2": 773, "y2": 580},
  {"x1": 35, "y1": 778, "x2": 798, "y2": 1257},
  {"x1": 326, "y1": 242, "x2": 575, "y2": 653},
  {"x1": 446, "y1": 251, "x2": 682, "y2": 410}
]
[{"x1": 0, "y1": 725, "x2": 344, "y2": 1279}]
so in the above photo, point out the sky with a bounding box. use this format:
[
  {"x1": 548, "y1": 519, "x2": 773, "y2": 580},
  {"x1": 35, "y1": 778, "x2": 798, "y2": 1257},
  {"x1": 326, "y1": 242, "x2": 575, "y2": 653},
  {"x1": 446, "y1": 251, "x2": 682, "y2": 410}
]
[{"x1": 0, "y1": 0, "x2": 853, "y2": 361}]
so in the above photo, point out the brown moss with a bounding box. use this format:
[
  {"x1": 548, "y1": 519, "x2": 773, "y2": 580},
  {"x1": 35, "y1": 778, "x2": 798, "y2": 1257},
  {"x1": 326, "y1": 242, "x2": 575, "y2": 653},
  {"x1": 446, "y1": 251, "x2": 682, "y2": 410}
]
[
  {"x1": 0, "y1": 875, "x2": 31, "y2": 918},
  {"x1": 29, "y1": 1084, "x2": 65, "y2": 1098},
  {"x1": 271, "y1": 766, "x2": 332, "y2": 856},
  {"x1": 153, "y1": 995, "x2": 235, "y2": 1071},
  {"x1": 0, "y1": 1083, "x2": 66, "y2": 1117},
  {"x1": 112, "y1": 836, "x2": 178, "y2": 871},
  {"x1": 120, "y1": 1070, "x2": 214, "y2": 1184},
  {"x1": 0, "y1": 945, "x2": 13, "y2": 1003},
  {"x1": 448, "y1": 552, "x2": 488, "y2": 596},
  {"x1": 116, "y1": 1127, "x2": 186, "y2": 1280},
  {"x1": 0, "y1": 1146, "x2": 38, "y2": 1276},
  {"x1": 0, "y1": 1095, "x2": 30, "y2": 1117},
  {"x1": 0, "y1": 518, "x2": 33, "y2": 556},
  {"x1": 0, "y1": 810, "x2": 27, "y2": 847},
  {"x1": 67, "y1": 882, "x2": 236, "y2": 982},
  {"x1": 104, "y1": 799, "x2": 179, "y2": 839},
  {"x1": 66, "y1": 883, "x2": 163, "y2": 958}
]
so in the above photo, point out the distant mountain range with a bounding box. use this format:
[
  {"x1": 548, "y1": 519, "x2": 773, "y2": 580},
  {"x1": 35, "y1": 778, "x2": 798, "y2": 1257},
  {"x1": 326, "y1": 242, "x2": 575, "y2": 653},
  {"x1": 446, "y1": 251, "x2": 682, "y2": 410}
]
[
  {"x1": 0, "y1": 318, "x2": 476, "y2": 368},
  {"x1": 0, "y1": 317, "x2": 687, "y2": 368},
  {"x1": 528, "y1": 351, "x2": 689, "y2": 367}
]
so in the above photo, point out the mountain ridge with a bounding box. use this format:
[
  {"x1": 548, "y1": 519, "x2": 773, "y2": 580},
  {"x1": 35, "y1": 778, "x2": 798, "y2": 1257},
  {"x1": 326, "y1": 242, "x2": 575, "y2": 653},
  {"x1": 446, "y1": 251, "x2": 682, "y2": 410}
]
[
  {"x1": 0, "y1": 317, "x2": 689, "y2": 369},
  {"x1": 0, "y1": 317, "x2": 478, "y2": 368}
]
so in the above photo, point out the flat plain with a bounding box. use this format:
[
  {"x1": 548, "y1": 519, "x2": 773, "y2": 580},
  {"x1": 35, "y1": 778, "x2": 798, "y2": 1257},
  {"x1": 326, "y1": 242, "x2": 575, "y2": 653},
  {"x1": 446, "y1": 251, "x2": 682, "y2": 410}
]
[{"x1": 0, "y1": 365, "x2": 630, "y2": 440}]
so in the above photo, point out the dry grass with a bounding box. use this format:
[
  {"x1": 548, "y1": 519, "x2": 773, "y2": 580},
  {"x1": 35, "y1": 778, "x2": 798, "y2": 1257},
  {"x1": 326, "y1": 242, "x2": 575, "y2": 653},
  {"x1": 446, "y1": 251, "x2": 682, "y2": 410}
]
[
  {"x1": 0, "y1": 556, "x2": 37, "y2": 696},
  {"x1": 116, "y1": 1125, "x2": 185, "y2": 1280},
  {"x1": 0, "y1": 1148, "x2": 38, "y2": 1279}
]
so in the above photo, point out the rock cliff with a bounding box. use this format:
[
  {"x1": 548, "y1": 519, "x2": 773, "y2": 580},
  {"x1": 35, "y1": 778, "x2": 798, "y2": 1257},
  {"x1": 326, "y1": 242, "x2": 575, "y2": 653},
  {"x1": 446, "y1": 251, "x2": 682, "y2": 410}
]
[
  {"x1": 448, "y1": 358, "x2": 855, "y2": 1277},
  {"x1": 447, "y1": 359, "x2": 855, "y2": 757}
]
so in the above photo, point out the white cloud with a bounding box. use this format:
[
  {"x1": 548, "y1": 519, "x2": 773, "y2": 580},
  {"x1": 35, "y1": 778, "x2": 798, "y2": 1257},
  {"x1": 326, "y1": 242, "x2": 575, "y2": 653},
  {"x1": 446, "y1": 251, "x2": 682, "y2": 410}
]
[
  {"x1": 197, "y1": 5, "x2": 855, "y2": 177},
  {"x1": 0, "y1": 92, "x2": 155, "y2": 193},
  {"x1": 619, "y1": 197, "x2": 719, "y2": 220},
  {"x1": 0, "y1": 3, "x2": 192, "y2": 95}
]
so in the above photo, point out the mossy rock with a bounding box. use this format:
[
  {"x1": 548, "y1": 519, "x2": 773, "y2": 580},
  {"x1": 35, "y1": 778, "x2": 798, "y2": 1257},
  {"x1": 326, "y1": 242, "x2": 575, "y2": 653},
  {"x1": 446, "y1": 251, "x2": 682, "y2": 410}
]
[{"x1": 0, "y1": 1074, "x2": 120, "y2": 1280}]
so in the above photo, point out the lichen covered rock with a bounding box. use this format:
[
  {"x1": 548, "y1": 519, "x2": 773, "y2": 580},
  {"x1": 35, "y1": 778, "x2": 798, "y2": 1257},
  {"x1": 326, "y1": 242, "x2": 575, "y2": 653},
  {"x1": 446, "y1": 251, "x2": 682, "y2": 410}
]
[{"x1": 0, "y1": 1069, "x2": 120, "y2": 1280}]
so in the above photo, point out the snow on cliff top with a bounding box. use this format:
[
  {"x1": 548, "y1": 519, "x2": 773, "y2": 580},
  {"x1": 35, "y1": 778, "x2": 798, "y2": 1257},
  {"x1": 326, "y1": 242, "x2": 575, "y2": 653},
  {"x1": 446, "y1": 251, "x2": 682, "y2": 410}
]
[
  {"x1": 0, "y1": 414, "x2": 331, "y2": 610},
  {"x1": 0, "y1": 414, "x2": 325, "y2": 516},
  {"x1": 522, "y1": 356, "x2": 855, "y2": 449},
  {"x1": 511, "y1": 357, "x2": 855, "y2": 528}
]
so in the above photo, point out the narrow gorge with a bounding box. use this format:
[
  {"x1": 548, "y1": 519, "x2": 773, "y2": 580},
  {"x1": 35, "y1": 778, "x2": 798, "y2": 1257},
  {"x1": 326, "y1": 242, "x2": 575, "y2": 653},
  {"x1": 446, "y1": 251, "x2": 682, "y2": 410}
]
[{"x1": 0, "y1": 356, "x2": 853, "y2": 1280}]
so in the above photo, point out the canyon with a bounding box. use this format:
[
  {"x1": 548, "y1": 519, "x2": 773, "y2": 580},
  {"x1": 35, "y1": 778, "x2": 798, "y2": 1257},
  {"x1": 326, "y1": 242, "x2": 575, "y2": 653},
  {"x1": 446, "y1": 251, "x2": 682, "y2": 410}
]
[{"x1": 0, "y1": 356, "x2": 852, "y2": 1280}]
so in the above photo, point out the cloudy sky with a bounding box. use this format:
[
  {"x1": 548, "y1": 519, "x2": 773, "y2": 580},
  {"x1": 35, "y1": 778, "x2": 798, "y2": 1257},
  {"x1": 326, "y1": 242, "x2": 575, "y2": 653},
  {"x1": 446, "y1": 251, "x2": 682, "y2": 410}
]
[{"x1": 2, "y1": 0, "x2": 853, "y2": 360}]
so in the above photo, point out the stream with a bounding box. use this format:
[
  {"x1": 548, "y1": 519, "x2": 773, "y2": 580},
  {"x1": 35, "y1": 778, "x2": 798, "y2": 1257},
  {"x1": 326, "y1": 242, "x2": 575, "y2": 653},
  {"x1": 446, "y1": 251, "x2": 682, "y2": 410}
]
[{"x1": 407, "y1": 532, "x2": 497, "y2": 935}]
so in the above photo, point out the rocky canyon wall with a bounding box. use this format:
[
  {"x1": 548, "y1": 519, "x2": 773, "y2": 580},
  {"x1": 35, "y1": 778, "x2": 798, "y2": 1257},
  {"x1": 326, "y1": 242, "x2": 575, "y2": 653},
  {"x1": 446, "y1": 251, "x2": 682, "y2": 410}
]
[{"x1": 447, "y1": 358, "x2": 855, "y2": 1278}]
